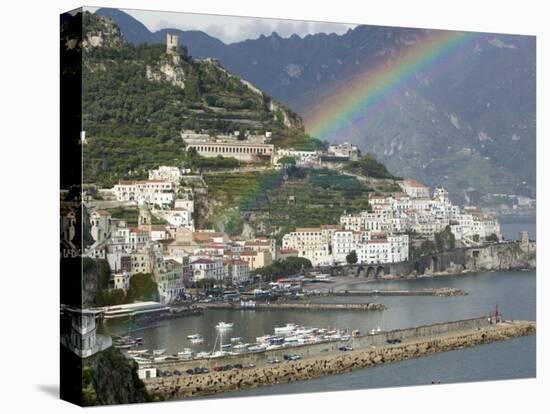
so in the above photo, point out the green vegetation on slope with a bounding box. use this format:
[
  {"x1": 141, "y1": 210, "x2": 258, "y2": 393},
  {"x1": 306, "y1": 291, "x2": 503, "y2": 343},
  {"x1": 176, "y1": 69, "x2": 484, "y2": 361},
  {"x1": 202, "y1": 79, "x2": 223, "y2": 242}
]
[
  {"x1": 73, "y1": 12, "x2": 322, "y2": 186},
  {"x1": 105, "y1": 206, "x2": 166, "y2": 226},
  {"x1": 344, "y1": 152, "x2": 400, "y2": 180},
  {"x1": 204, "y1": 167, "x2": 381, "y2": 240}
]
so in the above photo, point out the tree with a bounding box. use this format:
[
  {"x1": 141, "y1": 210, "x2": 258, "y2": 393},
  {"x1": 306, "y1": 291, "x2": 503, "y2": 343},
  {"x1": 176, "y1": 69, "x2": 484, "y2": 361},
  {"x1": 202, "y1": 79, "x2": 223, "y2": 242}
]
[
  {"x1": 434, "y1": 225, "x2": 456, "y2": 251},
  {"x1": 277, "y1": 156, "x2": 296, "y2": 165},
  {"x1": 346, "y1": 250, "x2": 358, "y2": 265},
  {"x1": 126, "y1": 273, "x2": 159, "y2": 302},
  {"x1": 254, "y1": 257, "x2": 312, "y2": 282},
  {"x1": 486, "y1": 233, "x2": 499, "y2": 242}
]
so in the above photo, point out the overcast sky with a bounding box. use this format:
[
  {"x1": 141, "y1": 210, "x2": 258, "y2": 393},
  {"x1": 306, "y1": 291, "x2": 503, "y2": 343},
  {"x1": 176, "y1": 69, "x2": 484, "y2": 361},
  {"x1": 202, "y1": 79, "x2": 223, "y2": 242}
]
[{"x1": 88, "y1": 7, "x2": 356, "y2": 44}]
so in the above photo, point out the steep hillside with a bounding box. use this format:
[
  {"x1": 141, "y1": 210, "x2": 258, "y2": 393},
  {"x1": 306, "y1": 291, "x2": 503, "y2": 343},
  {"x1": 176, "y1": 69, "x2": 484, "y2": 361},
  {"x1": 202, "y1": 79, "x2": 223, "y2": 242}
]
[
  {"x1": 65, "y1": 12, "x2": 321, "y2": 186},
  {"x1": 98, "y1": 8, "x2": 536, "y2": 204}
]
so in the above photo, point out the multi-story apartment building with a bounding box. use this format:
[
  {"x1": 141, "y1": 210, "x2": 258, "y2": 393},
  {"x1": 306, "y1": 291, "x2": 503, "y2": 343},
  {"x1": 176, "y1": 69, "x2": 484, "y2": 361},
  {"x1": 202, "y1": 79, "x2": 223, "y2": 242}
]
[
  {"x1": 399, "y1": 179, "x2": 431, "y2": 199},
  {"x1": 223, "y1": 259, "x2": 251, "y2": 285},
  {"x1": 189, "y1": 257, "x2": 224, "y2": 281},
  {"x1": 113, "y1": 180, "x2": 175, "y2": 206}
]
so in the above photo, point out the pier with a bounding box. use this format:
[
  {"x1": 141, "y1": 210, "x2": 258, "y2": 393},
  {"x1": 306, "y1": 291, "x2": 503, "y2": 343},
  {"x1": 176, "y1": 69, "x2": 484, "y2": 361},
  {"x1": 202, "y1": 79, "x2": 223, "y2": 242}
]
[
  {"x1": 143, "y1": 317, "x2": 535, "y2": 399},
  {"x1": 198, "y1": 302, "x2": 386, "y2": 311},
  {"x1": 317, "y1": 287, "x2": 466, "y2": 297}
]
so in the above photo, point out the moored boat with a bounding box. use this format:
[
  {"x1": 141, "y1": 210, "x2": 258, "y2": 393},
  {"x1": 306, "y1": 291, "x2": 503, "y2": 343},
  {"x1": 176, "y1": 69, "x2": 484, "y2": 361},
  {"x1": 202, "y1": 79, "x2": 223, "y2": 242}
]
[{"x1": 274, "y1": 323, "x2": 297, "y2": 335}]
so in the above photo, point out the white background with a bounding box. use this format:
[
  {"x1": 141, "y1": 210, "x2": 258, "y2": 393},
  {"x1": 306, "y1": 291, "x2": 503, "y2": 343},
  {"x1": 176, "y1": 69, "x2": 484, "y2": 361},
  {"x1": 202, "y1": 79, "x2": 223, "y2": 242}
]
[{"x1": 0, "y1": 0, "x2": 546, "y2": 412}]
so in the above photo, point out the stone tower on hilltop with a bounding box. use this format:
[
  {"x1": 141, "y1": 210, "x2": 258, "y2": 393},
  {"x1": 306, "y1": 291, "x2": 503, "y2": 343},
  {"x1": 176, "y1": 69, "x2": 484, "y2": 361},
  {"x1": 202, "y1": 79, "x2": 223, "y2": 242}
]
[{"x1": 166, "y1": 33, "x2": 179, "y2": 54}]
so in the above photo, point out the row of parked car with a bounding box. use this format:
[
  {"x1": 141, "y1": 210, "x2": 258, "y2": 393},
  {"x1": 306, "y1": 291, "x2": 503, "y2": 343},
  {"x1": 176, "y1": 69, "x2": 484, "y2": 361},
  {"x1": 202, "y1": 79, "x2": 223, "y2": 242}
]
[
  {"x1": 386, "y1": 338, "x2": 402, "y2": 344},
  {"x1": 157, "y1": 367, "x2": 208, "y2": 377}
]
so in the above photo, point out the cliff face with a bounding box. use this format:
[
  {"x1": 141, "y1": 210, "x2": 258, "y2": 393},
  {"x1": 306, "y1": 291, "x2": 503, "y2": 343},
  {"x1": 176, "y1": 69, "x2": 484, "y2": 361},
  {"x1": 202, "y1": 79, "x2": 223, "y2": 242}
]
[
  {"x1": 88, "y1": 348, "x2": 150, "y2": 406},
  {"x1": 419, "y1": 242, "x2": 536, "y2": 275},
  {"x1": 324, "y1": 241, "x2": 535, "y2": 278}
]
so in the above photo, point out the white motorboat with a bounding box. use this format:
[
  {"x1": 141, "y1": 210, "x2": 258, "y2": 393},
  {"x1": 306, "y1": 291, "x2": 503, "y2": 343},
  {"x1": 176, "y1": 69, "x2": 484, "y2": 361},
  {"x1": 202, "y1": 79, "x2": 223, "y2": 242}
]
[
  {"x1": 274, "y1": 323, "x2": 297, "y2": 335},
  {"x1": 177, "y1": 348, "x2": 194, "y2": 359},
  {"x1": 127, "y1": 349, "x2": 149, "y2": 355},
  {"x1": 215, "y1": 322, "x2": 234, "y2": 329},
  {"x1": 196, "y1": 351, "x2": 211, "y2": 359},
  {"x1": 209, "y1": 351, "x2": 229, "y2": 358},
  {"x1": 248, "y1": 344, "x2": 267, "y2": 352},
  {"x1": 266, "y1": 344, "x2": 282, "y2": 351},
  {"x1": 230, "y1": 336, "x2": 242, "y2": 342},
  {"x1": 187, "y1": 334, "x2": 203, "y2": 340},
  {"x1": 233, "y1": 343, "x2": 249, "y2": 351},
  {"x1": 152, "y1": 348, "x2": 166, "y2": 356},
  {"x1": 130, "y1": 356, "x2": 151, "y2": 364}
]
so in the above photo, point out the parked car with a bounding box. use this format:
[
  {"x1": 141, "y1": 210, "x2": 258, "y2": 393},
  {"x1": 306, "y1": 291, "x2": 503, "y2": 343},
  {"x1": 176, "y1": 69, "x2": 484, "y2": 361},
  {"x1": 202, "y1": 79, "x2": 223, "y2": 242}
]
[
  {"x1": 233, "y1": 363, "x2": 243, "y2": 369},
  {"x1": 338, "y1": 345, "x2": 353, "y2": 351},
  {"x1": 173, "y1": 370, "x2": 182, "y2": 376},
  {"x1": 186, "y1": 368, "x2": 194, "y2": 375},
  {"x1": 266, "y1": 358, "x2": 281, "y2": 364}
]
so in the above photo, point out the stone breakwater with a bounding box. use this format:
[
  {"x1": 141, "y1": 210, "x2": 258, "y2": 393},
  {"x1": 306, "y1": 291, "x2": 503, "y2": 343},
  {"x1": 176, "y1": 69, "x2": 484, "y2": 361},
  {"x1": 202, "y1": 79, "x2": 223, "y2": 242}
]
[
  {"x1": 316, "y1": 288, "x2": 466, "y2": 297},
  {"x1": 144, "y1": 319, "x2": 535, "y2": 399},
  {"x1": 200, "y1": 302, "x2": 386, "y2": 311}
]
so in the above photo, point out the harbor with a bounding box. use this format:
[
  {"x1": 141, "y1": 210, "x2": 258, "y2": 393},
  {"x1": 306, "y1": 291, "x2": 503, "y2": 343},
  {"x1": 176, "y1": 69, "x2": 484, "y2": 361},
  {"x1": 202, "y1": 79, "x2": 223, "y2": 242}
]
[
  {"x1": 142, "y1": 317, "x2": 535, "y2": 398},
  {"x1": 99, "y1": 269, "x2": 536, "y2": 398}
]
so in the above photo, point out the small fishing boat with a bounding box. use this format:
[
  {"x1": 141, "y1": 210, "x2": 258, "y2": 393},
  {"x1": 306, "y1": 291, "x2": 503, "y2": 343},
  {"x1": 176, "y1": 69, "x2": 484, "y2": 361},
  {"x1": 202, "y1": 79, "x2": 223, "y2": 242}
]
[
  {"x1": 152, "y1": 348, "x2": 166, "y2": 356},
  {"x1": 187, "y1": 334, "x2": 203, "y2": 340},
  {"x1": 230, "y1": 336, "x2": 242, "y2": 342}
]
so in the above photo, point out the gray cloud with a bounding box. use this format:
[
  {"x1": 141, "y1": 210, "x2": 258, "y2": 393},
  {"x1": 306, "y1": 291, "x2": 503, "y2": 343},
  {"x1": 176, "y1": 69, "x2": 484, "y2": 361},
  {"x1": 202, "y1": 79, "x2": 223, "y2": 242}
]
[{"x1": 118, "y1": 8, "x2": 355, "y2": 43}]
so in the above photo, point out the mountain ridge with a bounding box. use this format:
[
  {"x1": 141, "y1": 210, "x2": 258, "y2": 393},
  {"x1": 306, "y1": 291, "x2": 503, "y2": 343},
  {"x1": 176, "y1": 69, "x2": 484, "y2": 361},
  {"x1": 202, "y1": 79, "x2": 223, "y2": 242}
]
[{"x1": 95, "y1": 8, "x2": 536, "y2": 204}]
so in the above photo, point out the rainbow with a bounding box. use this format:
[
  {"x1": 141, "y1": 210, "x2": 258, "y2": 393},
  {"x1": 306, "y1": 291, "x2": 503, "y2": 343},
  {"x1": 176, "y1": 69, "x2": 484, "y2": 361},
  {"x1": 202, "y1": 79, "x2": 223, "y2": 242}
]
[{"x1": 305, "y1": 30, "x2": 480, "y2": 141}]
